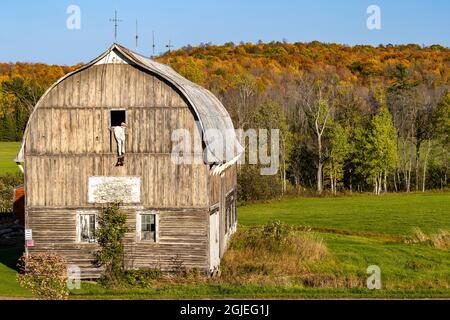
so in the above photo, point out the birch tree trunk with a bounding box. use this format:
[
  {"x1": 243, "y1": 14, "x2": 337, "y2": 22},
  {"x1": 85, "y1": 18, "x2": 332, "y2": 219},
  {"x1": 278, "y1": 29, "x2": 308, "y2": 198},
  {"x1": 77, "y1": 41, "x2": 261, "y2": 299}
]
[
  {"x1": 334, "y1": 174, "x2": 337, "y2": 195},
  {"x1": 316, "y1": 124, "x2": 324, "y2": 194},
  {"x1": 378, "y1": 173, "x2": 383, "y2": 195},
  {"x1": 406, "y1": 160, "x2": 412, "y2": 192},
  {"x1": 393, "y1": 170, "x2": 398, "y2": 192},
  {"x1": 384, "y1": 170, "x2": 387, "y2": 193},
  {"x1": 415, "y1": 142, "x2": 421, "y2": 192},
  {"x1": 317, "y1": 161, "x2": 323, "y2": 194}
]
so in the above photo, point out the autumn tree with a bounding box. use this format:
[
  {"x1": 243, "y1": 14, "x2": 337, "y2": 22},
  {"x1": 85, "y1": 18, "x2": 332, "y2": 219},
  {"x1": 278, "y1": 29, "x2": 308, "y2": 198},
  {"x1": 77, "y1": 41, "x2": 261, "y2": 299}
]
[
  {"x1": 427, "y1": 93, "x2": 450, "y2": 190},
  {"x1": 298, "y1": 76, "x2": 335, "y2": 194},
  {"x1": 432, "y1": 93, "x2": 450, "y2": 146},
  {"x1": 358, "y1": 91, "x2": 398, "y2": 195},
  {"x1": 253, "y1": 100, "x2": 292, "y2": 195},
  {"x1": 324, "y1": 122, "x2": 350, "y2": 194},
  {"x1": 227, "y1": 73, "x2": 259, "y2": 130}
]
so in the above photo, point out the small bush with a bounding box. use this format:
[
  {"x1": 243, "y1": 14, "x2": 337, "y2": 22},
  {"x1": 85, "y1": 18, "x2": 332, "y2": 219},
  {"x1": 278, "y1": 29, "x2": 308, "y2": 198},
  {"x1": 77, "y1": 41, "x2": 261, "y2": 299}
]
[
  {"x1": 222, "y1": 221, "x2": 327, "y2": 285},
  {"x1": 237, "y1": 165, "x2": 283, "y2": 202},
  {"x1": 229, "y1": 221, "x2": 327, "y2": 261},
  {"x1": 119, "y1": 268, "x2": 163, "y2": 288},
  {"x1": 230, "y1": 221, "x2": 292, "y2": 252},
  {"x1": 262, "y1": 221, "x2": 292, "y2": 249},
  {"x1": 169, "y1": 254, "x2": 186, "y2": 275},
  {"x1": 95, "y1": 203, "x2": 129, "y2": 285},
  {"x1": 0, "y1": 172, "x2": 23, "y2": 213},
  {"x1": 290, "y1": 233, "x2": 328, "y2": 262},
  {"x1": 16, "y1": 252, "x2": 69, "y2": 299}
]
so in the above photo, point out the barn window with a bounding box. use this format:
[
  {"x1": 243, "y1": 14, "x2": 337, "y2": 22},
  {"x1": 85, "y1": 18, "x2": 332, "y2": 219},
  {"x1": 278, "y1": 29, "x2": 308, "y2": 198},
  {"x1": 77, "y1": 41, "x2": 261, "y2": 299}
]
[
  {"x1": 225, "y1": 190, "x2": 236, "y2": 234},
  {"x1": 77, "y1": 212, "x2": 97, "y2": 243},
  {"x1": 110, "y1": 109, "x2": 126, "y2": 127},
  {"x1": 137, "y1": 212, "x2": 158, "y2": 242}
]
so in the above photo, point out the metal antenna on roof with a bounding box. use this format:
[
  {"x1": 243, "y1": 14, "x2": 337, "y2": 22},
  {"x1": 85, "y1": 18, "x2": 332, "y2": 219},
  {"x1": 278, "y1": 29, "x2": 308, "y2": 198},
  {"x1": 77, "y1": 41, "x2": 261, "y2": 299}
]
[
  {"x1": 135, "y1": 20, "x2": 139, "y2": 48},
  {"x1": 152, "y1": 30, "x2": 156, "y2": 57},
  {"x1": 109, "y1": 10, "x2": 122, "y2": 42},
  {"x1": 166, "y1": 40, "x2": 174, "y2": 53}
]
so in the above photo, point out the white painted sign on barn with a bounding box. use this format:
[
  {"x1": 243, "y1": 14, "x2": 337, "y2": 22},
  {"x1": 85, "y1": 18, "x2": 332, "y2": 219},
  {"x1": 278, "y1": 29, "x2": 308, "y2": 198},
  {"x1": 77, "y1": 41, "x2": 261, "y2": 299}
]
[{"x1": 88, "y1": 176, "x2": 141, "y2": 203}]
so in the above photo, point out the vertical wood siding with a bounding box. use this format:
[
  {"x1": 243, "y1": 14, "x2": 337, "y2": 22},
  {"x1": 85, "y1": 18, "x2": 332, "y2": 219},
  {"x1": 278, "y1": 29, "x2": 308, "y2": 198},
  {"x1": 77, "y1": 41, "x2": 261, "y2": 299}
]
[{"x1": 23, "y1": 63, "x2": 222, "y2": 275}]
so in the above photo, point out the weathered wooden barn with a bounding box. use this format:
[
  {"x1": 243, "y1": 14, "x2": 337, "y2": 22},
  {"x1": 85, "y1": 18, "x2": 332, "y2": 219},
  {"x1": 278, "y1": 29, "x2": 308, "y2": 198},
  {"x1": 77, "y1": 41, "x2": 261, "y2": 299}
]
[{"x1": 15, "y1": 43, "x2": 243, "y2": 278}]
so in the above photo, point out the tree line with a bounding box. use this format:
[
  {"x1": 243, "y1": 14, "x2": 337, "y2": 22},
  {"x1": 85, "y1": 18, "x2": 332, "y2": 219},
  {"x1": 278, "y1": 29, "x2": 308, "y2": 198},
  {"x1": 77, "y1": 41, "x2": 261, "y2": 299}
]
[
  {"x1": 161, "y1": 41, "x2": 449, "y2": 199},
  {"x1": 0, "y1": 42, "x2": 448, "y2": 199}
]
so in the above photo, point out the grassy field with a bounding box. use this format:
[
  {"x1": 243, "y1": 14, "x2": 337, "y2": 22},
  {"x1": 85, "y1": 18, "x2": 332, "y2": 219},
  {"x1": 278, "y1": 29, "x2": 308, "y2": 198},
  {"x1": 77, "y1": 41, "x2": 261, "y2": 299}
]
[
  {"x1": 1, "y1": 192, "x2": 448, "y2": 299},
  {"x1": 239, "y1": 193, "x2": 450, "y2": 236},
  {"x1": 0, "y1": 142, "x2": 21, "y2": 174}
]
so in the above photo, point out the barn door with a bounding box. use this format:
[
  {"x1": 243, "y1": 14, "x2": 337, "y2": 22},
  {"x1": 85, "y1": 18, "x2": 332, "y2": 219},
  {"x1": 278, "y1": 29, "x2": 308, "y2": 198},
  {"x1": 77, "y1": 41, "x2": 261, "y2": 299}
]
[{"x1": 209, "y1": 207, "x2": 220, "y2": 271}]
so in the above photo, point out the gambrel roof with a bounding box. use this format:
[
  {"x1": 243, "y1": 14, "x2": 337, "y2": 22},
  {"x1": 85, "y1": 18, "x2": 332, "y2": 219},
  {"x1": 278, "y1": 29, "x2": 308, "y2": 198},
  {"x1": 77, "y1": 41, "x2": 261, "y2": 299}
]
[{"x1": 16, "y1": 43, "x2": 243, "y2": 165}]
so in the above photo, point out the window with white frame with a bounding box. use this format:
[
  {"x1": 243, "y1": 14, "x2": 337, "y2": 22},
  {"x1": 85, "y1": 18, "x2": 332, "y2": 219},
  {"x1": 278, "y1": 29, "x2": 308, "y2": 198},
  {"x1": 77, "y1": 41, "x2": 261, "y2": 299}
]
[
  {"x1": 77, "y1": 212, "x2": 97, "y2": 243},
  {"x1": 138, "y1": 212, "x2": 157, "y2": 242},
  {"x1": 225, "y1": 190, "x2": 236, "y2": 234}
]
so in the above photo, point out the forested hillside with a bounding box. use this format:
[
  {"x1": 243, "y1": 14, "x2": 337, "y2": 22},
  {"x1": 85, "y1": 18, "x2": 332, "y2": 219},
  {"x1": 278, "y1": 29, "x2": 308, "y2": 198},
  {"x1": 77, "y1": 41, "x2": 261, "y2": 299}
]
[
  {"x1": 0, "y1": 62, "x2": 80, "y2": 140},
  {"x1": 159, "y1": 42, "x2": 450, "y2": 196},
  {"x1": 1, "y1": 42, "x2": 449, "y2": 196}
]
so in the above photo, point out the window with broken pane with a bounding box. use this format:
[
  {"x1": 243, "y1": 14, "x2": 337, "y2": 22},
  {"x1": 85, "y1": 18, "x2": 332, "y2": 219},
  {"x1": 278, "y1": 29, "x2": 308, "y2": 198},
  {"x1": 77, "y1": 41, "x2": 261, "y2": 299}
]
[
  {"x1": 141, "y1": 214, "x2": 156, "y2": 241},
  {"x1": 79, "y1": 214, "x2": 96, "y2": 243}
]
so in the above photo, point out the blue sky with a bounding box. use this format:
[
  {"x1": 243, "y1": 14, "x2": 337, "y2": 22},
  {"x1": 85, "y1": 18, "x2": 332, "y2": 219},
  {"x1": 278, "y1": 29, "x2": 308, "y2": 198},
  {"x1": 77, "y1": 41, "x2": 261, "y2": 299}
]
[{"x1": 0, "y1": 0, "x2": 449, "y2": 65}]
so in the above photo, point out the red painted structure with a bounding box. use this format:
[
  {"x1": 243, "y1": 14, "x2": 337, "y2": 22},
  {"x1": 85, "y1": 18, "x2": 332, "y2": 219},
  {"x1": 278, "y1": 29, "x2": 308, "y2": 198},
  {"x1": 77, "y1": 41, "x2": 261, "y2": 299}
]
[{"x1": 13, "y1": 185, "x2": 25, "y2": 226}]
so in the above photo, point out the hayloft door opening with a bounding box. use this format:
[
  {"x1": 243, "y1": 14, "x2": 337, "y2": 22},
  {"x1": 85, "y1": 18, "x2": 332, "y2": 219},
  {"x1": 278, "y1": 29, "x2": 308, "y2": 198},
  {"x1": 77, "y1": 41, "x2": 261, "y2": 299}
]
[
  {"x1": 110, "y1": 109, "x2": 127, "y2": 154},
  {"x1": 110, "y1": 110, "x2": 126, "y2": 127}
]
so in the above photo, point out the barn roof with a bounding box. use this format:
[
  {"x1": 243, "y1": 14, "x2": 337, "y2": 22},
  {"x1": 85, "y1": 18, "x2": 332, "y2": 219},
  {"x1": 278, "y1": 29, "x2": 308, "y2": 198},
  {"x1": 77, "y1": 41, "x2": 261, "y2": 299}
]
[{"x1": 16, "y1": 43, "x2": 243, "y2": 166}]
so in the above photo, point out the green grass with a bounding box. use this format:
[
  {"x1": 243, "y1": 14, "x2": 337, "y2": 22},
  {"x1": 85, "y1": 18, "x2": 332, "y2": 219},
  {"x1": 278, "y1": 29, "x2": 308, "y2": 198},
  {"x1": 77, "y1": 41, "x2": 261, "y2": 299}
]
[
  {"x1": 238, "y1": 193, "x2": 450, "y2": 236},
  {"x1": 0, "y1": 142, "x2": 21, "y2": 174},
  {"x1": 0, "y1": 193, "x2": 449, "y2": 299},
  {"x1": 0, "y1": 246, "x2": 32, "y2": 297},
  {"x1": 309, "y1": 232, "x2": 450, "y2": 289},
  {"x1": 69, "y1": 284, "x2": 450, "y2": 299}
]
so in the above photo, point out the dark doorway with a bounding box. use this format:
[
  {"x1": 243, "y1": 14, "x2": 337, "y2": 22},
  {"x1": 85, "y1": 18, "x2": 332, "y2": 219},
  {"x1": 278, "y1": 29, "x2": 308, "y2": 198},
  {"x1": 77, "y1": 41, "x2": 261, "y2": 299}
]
[{"x1": 110, "y1": 110, "x2": 126, "y2": 127}]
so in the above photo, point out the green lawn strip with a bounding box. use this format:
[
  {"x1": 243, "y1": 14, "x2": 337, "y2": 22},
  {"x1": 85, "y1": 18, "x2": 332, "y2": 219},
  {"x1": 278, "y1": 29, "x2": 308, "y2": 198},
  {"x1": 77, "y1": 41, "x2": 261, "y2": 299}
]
[
  {"x1": 0, "y1": 142, "x2": 21, "y2": 174},
  {"x1": 238, "y1": 193, "x2": 450, "y2": 236},
  {"x1": 306, "y1": 232, "x2": 450, "y2": 290},
  {"x1": 0, "y1": 246, "x2": 32, "y2": 297},
  {"x1": 70, "y1": 283, "x2": 450, "y2": 299}
]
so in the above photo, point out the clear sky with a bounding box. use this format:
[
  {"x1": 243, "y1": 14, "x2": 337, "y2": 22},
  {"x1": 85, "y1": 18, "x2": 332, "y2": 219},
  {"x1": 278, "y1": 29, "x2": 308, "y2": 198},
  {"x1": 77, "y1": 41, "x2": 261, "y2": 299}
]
[{"x1": 0, "y1": 0, "x2": 449, "y2": 65}]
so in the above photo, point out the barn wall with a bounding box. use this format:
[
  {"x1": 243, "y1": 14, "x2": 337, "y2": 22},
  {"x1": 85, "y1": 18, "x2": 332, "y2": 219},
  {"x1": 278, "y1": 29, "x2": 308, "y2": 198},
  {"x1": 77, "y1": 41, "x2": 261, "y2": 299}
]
[
  {"x1": 24, "y1": 63, "x2": 212, "y2": 275},
  {"x1": 207, "y1": 164, "x2": 237, "y2": 258},
  {"x1": 24, "y1": 154, "x2": 208, "y2": 208},
  {"x1": 24, "y1": 64, "x2": 208, "y2": 208},
  {"x1": 27, "y1": 207, "x2": 209, "y2": 278},
  {"x1": 25, "y1": 64, "x2": 198, "y2": 155},
  {"x1": 208, "y1": 165, "x2": 237, "y2": 207}
]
